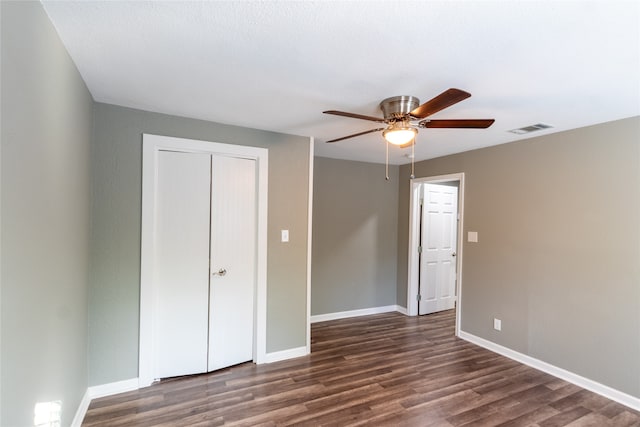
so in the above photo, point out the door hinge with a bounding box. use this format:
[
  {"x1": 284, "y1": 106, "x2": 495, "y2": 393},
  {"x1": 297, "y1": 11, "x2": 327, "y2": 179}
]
[
  {"x1": 416, "y1": 294, "x2": 421, "y2": 301},
  {"x1": 420, "y1": 198, "x2": 424, "y2": 207},
  {"x1": 418, "y1": 245, "x2": 422, "y2": 254}
]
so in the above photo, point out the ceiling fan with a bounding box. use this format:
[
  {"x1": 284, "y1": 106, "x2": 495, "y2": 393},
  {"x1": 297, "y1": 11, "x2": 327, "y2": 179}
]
[{"x1": 323, "y1": 88, "x2": 495, "y2": 146}]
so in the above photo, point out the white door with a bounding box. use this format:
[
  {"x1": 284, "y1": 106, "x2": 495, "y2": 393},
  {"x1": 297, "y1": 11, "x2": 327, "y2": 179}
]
[
  {"x1": 208, "y1": 155, "x2": 256, "y2": 371},
  {"x1": 419, "y1": 183, "x2": 458, "y2": 315},
  {"x1": 154, "y1": 151, "x2": 256, "y2": 378},
  {"x1": 155, "y1": 151, "x2": 211, "y2": 378}
]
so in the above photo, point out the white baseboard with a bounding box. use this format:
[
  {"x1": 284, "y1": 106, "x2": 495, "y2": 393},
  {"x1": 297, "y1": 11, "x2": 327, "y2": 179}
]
[
  {"x1": 310, "y1": 305, "x2": 403, "y2": 323},
  {"x1": 263, "y1": 346, "x2": 308, "y2": 363},
  {"x1": 459, "y1": 331, "x2": 640, "y2": 412},
  {"x1": 88, "y1": 377, "x2": 139, "y2": 399},
  {"x1": 70, "y1": 389, "x2": 92, "y2": 427},
  {"x1": 71, "y1": 378, "x2": 139, "y2": 426},
  {"x1": 396, "y1": 305, "x2": 408, "y2": 315}
]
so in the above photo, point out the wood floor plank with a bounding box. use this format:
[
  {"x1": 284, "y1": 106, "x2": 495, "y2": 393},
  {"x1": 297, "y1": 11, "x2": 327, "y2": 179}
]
[
  {"x1": 82, "y1": 310, "x2": 639, "y2": 426},
  {"x1": 537, "y1": 406, "x2": 593, "y2": 427}
]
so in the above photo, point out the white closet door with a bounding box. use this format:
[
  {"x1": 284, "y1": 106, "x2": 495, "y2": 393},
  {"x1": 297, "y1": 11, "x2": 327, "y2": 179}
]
[
  {"x1": 208, "y1": 155, "x2": 256, "y2": 371},
  {"x1": 155, "y1": 151, "x2": 211, "y2": 378}
]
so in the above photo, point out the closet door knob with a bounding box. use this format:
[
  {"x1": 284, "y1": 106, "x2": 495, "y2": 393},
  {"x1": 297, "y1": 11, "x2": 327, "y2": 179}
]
[{"x1": 213, "y1": 268, "x2": 227, "y2": 276}]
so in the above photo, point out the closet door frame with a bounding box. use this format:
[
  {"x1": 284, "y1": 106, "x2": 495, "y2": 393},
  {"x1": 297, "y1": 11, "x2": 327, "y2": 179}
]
[{"x1": 139, "y1": 134, "x2": 268, "y2": 388}]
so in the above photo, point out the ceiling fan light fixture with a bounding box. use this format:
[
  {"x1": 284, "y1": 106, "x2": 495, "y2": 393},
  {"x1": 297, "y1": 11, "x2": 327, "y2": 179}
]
[{"x1": 383, "y1": 126, "x2": 417, "y2": 146}]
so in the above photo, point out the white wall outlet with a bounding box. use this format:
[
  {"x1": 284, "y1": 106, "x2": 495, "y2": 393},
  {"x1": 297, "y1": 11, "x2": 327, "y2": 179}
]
[
  {"x1": 468, "y1": 231, "x2": 478, "y2": 242},
  {"x1": 281, "y1": 229, "x2": 289, "y2": 243},
  {"x1": 493, "y1": 318, "x2": 502, "y2": 331}
]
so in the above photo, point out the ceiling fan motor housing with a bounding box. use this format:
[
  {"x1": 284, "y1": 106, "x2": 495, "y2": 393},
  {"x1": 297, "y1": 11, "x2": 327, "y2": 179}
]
[{"x1": 379, "y1": 95, "x2": 420, "y2": 120}]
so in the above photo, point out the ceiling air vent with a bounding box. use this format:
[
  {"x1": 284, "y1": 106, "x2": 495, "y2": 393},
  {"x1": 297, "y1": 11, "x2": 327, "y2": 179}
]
[{"x1": 508, "y1": 123, "x2": 553, "y2": 135}]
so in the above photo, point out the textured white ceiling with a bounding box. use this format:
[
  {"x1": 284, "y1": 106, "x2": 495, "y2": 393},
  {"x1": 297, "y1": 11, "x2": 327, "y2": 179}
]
[{"x1": 41, "y1": 1, "x2": 640, "y2": 165}]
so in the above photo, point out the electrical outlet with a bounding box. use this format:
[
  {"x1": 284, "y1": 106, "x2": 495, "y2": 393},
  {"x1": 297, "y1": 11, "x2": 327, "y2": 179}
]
[
  {"x1": 281, "y1": 229, "x2": 289, "y2": 242},
  {"x1": 493, "y1": 318, "x2": 502, "y2": 331}
]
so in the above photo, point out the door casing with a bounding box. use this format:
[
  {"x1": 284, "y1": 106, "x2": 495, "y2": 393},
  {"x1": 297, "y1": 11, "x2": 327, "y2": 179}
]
[
  {"x1": 407, "y1": 173, "x2": 464, "y2": 336},
  {"x1": 139, "y1": 134, "x2": 268, "y2": 387}
]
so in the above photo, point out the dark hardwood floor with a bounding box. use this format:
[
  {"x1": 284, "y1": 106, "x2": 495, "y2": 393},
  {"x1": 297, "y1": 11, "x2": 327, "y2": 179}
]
[{"x1": 83, "y1": 310, "x2": 640, "y2": 426}]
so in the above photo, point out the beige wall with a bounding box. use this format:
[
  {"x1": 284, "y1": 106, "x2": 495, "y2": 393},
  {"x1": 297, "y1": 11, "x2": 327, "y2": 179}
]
[
  {"x1": 89, "y1": 103, "x2": 311, "y2": 385},
  {"x1": 312, "y1": 157, "x2": 398, "y2": 315},
  {"x1": 1, "y1": 2, "x2": 93, "y2": 425},
  {"x1": 397, "y1": 117, "x2": 640, "y2": 398}
]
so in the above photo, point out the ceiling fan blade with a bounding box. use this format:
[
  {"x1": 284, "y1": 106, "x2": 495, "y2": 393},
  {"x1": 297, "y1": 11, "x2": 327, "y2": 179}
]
[
  {"x1": 323, "y1": 110, "x2": 386, "y2": 123},
  {"x1": 410, "y1": 88, "x2": 471, "y2": 119},
  {"x1": 326, "y1": 128, "x2": 385, "y2": 143},
  {"x1": 422, "y1": 119, "x2": 495, "y2": 129}
]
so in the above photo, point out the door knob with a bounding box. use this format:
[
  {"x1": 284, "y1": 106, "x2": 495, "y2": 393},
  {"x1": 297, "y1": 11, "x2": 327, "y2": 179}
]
[{"x1": 212, "y1": 268, "x2": 227, "y2": 276}]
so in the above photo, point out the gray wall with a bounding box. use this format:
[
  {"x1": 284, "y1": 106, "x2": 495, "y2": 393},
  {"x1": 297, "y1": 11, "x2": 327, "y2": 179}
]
[
  {"x1": 1, "y1": 2, "x2": 93, "y2": 425},
  {"x1": 312, "y1": 157, "x2": 398, "y2": 315},
  {"x1": 89, "y1": 103, "x2": 311, "y2": 385},
  {"x1": 397, "y1": 117, "x2": 640, "y2": 398}
]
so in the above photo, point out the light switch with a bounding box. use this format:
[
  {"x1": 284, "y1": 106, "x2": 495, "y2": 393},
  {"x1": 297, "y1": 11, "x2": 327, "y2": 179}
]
[
  {"x1": 468, "y1": 231, "x2": 478, "y2": 242},
  {"x1": 281, "y1": 229, "x2": 289, "y2": 243}
]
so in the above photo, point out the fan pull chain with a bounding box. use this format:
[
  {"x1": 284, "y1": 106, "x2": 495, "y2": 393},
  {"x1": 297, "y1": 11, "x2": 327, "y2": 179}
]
[
  {"x1": 410, "y1": 139, "x2": 415, "y2": 179},
  {"x1": 385, "y1": 140, "x2": 390, "y2": 181}
]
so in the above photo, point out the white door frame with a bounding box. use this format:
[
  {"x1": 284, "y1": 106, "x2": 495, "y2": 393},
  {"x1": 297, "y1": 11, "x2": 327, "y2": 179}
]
[
  {"x1": 407, "y1": 173, "x2": 464, "y2": 336},
  {"x1": 139, "y1": 134, "x2": 268, "y2": 388}
]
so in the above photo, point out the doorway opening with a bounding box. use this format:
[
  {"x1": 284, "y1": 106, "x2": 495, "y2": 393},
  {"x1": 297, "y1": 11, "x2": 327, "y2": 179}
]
[{"x1": 407, "y1": 173, "x2": 464, "y2": 336}]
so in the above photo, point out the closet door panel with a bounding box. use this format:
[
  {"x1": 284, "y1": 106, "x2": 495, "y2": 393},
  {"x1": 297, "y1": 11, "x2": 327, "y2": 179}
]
[
  {"x1": 209, "y1": 155, "x2": 256, "y2": 371},
  {"x1": 155, "y1": 151, "x2": 211, "y2": 378}
]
